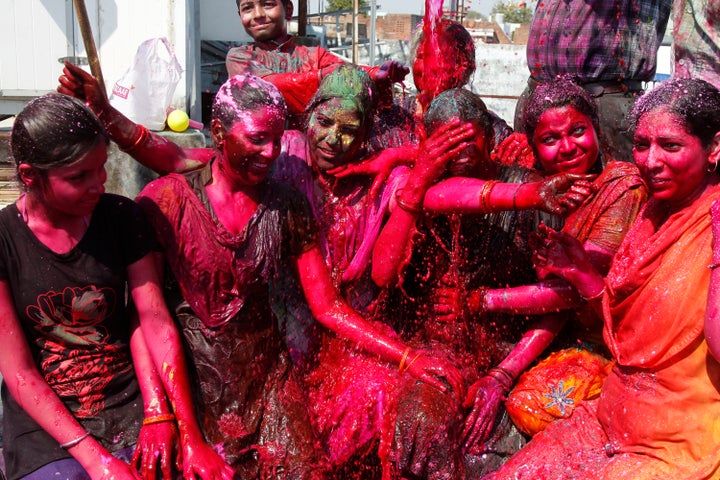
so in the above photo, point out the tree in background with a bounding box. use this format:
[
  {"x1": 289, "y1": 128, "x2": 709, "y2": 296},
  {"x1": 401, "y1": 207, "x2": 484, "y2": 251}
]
[
  {"x1": 491, "y1": 1, "x2": 533, "y2": 23},
  {"x1": 326, "y1": 0, "x2": 369, "y2": 11}
]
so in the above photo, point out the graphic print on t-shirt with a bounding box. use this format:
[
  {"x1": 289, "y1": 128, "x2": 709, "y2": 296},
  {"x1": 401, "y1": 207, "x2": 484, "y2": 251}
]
[{"x1": 25, "y1": 285, "x2": 130, "y2": 417}]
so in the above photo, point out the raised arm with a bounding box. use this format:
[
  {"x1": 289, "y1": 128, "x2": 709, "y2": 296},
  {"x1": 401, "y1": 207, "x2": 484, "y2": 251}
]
[
  {"x1": 58, "y1": 62, "x2": 212, "y2": 174},
  {"x1": 128, "y1": 254, "x2": 234, "y2": 480},
  {"x1": 423, "y1": 173, "x2": 596, "y2": 216},
  {"x1": 0, "y1": 281, "x2": 138, "y2": 479},
  {"x1": 371, "y1": 120, "x2": 475, "y2": 288}
]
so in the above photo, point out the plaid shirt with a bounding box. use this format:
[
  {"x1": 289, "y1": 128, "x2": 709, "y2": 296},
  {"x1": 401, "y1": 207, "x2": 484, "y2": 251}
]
[{"x1": 527, "y1": 0, "x2": 671, "y2": 83}]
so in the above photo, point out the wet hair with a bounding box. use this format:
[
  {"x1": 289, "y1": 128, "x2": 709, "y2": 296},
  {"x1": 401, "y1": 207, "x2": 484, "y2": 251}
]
[
  {"x1": 212, "y1": 74, "x2": 287, "y2": 131},
  {"x1": 423, "y1": 88, "x2": 493, "y2": 148},
  {"x1": 629, "y1": 78, "x2": 720, "y2": 149},
  {"x1": 522, "y1": 76, "x2": 599, "y2": 142},
  {"x1": 410, "y1": 19, "x2": 476, "y2": 88},
  {"x1": 306, "y1": 64, "x2": 377, "y2": 133},
  {"x1": 10, "y1": 93, "x2": 108, "y2": 175}
]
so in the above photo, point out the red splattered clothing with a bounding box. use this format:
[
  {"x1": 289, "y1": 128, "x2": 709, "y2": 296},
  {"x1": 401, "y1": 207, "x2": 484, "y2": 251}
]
[
  {"x1": 136, "y1": 164, "x2": 327, "y2": 478},
  {"x1": 0, "y1": 195, "x2": 154, "y2": 479},
  {"x1": 492, "y1": 185, "x2": 720, "y2": 479},
  {"x1": 226, "y1": 37, "x2": 345, "y2": 119},
  {"x1": 561, "y1": 161, "x2": 647, "y2": 343}
]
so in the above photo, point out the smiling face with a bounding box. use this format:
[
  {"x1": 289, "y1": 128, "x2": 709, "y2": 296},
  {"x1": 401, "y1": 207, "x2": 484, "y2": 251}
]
[
  {"x1": 633, "y1": 108, "x2": 718, "y2": 208},
  {"x1": 215, "y1": 105, "x2": 285, "y2": 186},
  {"x1": 238, "y1": 0, "x2": 292, "y2": 43},
  {"x1": 307, "y1": 97, "x2": 366, "y2": 172},
  {"x1": 532, "y1": 105, "x2": 600, "y2": 175}
]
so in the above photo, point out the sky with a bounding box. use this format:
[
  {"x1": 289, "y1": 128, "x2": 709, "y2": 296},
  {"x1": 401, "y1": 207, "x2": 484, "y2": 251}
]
[{"x1": 308, "y1": 0, "x2": 497, "y2": 17}]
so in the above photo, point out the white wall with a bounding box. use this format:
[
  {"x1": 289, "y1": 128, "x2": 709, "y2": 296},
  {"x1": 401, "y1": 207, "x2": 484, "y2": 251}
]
[
  {"x1": 199, "y1": 0, "x2": 251, "y2": 42},
  {"x1": 0, "y1": 0, "x2": 195, "y2": 115}
]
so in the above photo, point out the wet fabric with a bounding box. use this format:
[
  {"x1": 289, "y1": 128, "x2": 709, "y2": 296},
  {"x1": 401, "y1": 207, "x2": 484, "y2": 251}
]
[
  {"x1": 506, "y1": 347, "x2": 613, "y2": 436},
  {"x1": 673, "y1": 0, "x2": 720, "y2": 90},
  {"x1": 492, "y1": 184, "x2": 720, "y2": 479},
  {"x1": 561, "y1": 160, "x2": 648, "y2": 343},
  {"x1": 136, "y1": 164, "x2": 327, "y2": 478},
  {"x1": 0, "y1": 195, "x2": 154, "y2": 479},
  {"x1": 377, "y1": 165, "x2": 540, "y2": 478}
]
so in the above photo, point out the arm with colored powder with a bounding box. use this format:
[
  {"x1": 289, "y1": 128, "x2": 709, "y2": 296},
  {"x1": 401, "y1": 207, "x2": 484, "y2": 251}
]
[
  {"x1": 462, "y1": 314, "x2": 565, "y2": 453},
  {"x1": 128, "y1": 253, "x2": 234, "y2": 480},
  {"x1": 295, "y1": 245, "x2": 464, "y2": 397},
  {"x1": 129, "y1": 314, "x2": 182, "y2": 480},
  {"x1": 371, "y1": 119, "x2": 476, "y2": 288},
  {"x1": 0, "y1": 281, "x2": 140, "y2": 480},
  {"x1": 58, "y1": 62, "x2": 212, "y2": 174}
]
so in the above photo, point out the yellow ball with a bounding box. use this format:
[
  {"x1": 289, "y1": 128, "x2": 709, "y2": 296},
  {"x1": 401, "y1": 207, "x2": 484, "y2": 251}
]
[{"x1": 167, "y1": 109, "x2": 190, "y2": 132}]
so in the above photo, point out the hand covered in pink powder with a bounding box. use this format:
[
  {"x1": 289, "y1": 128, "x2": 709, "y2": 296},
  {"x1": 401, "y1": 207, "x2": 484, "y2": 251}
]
[
  {"x1": 461, "y1": 375, "x2": 508, "y2": 454},
  {"x1": 328, "y1": 145, "x2": 418, "y2": 199},
  {"x1": 413, "y1": 119, "x2": 475, "y2": 187},
  {"x1": 531, "y1": 225, "x2": 603, "y2": 299},
  {"x1": 58, "y1": 61, "x2": 111, "y2": 116},
  {"x1": 132, "y1": 421, "x2": 180, "y2": 480},
  {"x1": 404, "y1": 351, "x2": 465, "y2": 400},
  {"x1": 493, "y1": 132, "x2": 534, "y2": 168},
  {"x1": 180, "y1": 435, "x2": 234, "y2": 480},
  {"x1": 534, "y1": 173, "x2": 598, "y2": 216}
]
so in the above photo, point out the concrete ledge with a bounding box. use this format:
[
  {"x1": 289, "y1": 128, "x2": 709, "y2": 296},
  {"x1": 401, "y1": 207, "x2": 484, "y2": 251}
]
[{"x1": 0, "y1": 127, "x2": 208, "y2": 205}]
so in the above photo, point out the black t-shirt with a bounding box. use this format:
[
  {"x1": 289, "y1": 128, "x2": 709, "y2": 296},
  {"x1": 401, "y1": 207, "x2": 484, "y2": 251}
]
[{"x1": 0, "y1": 194, "x2": 157, "y2": 479}]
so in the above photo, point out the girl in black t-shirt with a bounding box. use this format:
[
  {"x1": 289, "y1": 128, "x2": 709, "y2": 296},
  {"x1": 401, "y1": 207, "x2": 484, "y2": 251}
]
[{"x1": 0, "y1": 94, "x2": 233, "y2": 480}]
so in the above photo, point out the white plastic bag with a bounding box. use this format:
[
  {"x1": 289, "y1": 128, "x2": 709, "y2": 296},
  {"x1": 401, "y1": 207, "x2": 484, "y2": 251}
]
[{"x1": 109, "y1": 37, "x2": 183, "y2": 131}]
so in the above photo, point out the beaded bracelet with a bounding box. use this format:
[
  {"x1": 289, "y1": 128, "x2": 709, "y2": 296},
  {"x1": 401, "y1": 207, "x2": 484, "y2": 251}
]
[
  {"x1": 142, "y1": 413, "x2": 176, "y2": 426},
  {"x1": 60, "y1": 431, "x2": 91, "y2": 449}
]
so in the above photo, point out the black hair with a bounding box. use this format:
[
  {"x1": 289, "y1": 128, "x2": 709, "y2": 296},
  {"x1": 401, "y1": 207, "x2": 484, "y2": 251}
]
[
  {"x1": 522, "y1": 75, "x2": 599, "y2": 142},
  {"x1": 212, "y1": 74, "x2": 287, "y2": 132},
  {"x1": 629, "y1": 78, "x2": 720, "y2": 149},
  {"x1": 424, "y1": 88, "x2": 493, "y2": 148},
  {"x1": 10, "y1": 93, "x2": 108, "y2": 174}
]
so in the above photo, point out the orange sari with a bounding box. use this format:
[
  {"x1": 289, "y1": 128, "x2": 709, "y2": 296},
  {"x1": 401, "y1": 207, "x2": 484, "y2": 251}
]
[{"x1": 493, "y1": 185, "x2": 720, "y2": 479}]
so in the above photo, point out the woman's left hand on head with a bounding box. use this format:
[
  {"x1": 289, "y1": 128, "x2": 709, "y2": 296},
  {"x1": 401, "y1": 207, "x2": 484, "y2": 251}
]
[{"x1": 131, "y1": 422, "x2": 180, "y2": 480}]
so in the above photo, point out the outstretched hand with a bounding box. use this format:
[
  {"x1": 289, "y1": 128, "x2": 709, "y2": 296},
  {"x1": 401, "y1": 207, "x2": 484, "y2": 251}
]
[
  {"x1": 372, "y1": 60, "x2": 410, "y2": 84},
  {"x1": 461, "y1": 375, "x2": 507, "y2": 454},
  {"x1": 328, "y1": 145, "x2": 418, "y2": 199},
  {"x1": 131, "y1": 422, "x2": 180, "y2": 480},
  {"x1": 535, "y1": 173, "x2": 598, "y2": 215},
  {"x1": 57, "y1": 61, "x2": 111, "y2": 115},
  {"x1": 493, "y1": 132, "x2": 535, "y2": 168}
]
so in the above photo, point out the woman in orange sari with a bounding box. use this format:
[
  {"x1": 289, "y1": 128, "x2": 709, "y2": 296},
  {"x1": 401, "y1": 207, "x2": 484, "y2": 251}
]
[{"x1": 490, "y1": 78, "x2": 720, "y2": 479}]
